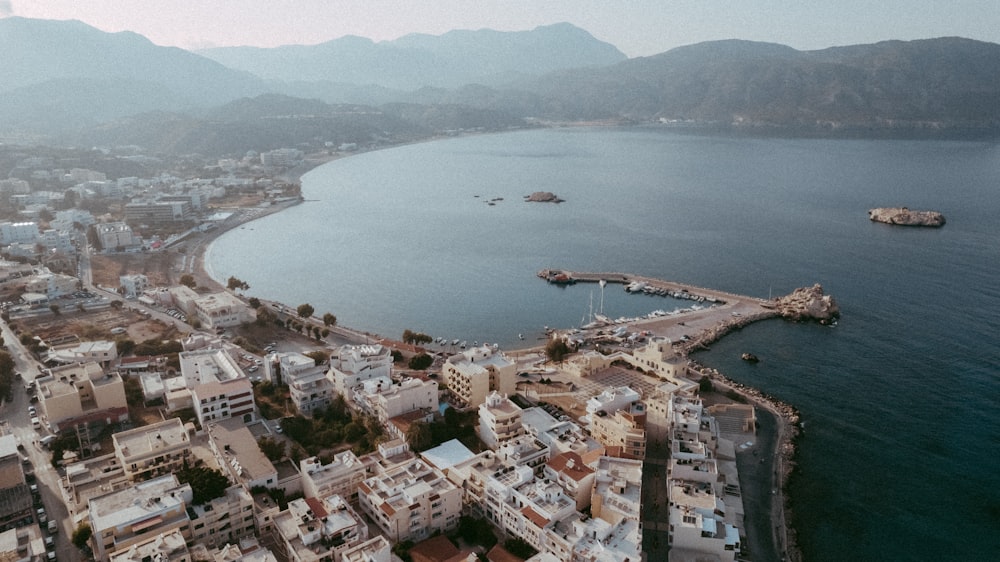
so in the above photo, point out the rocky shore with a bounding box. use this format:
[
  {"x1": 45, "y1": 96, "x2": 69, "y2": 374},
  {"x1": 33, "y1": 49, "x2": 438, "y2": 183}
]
[{"x1": 868, "y1": 206, "x2": 946, "y2": 227}]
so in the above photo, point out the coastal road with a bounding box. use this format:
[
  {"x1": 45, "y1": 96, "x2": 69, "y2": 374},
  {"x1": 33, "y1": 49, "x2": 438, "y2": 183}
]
[{"x1": 735, "y1": 407, "x2": 780, "y2": 562}]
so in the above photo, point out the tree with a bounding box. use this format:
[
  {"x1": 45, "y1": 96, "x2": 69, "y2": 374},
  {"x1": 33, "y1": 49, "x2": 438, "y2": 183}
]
[
  {"x1": 179, "y1": 274, "x2": 196, "y2": 288},
  {"x1": 297, "y1": 303, "x2": 314, "y2": 318},
  {"x1": 227, "y1": 276, "x2": 250, "y2": 292},
  {"x1": 114, "y1": 337, "x2": 135, "y2": 357},
  {"x1": 408, "y1": 352, "x2": 433, "y2": 370},
  {"x1": 49, "y1": 304, "x2": 60, "y2": 315},
  {"x1": 698, "y1": 376, "x2": 714, "y2": 393},
  {"x1": 322, "y1": 312, "x2": 337, "y2": 326},
  {"x1": 305, "y1": 350, "x2": 329, "y2": 366},
  {"x1": 71, "y1": 523, "x2": 93, "y2": 550},
  {"x1": 176, "y1": 465, "x2": 230, "y2": 505},
  {"x1": 406, "y1": 421, "x2": 433, "y2": 452},
  {"x1": 545, "y1": 337, "x2": 573, "y2": 363},
  {"x1": 258, "y1": 436, "x2": 286, "y2": 461},
  {"x1": 248, "y1": 297, "x2": 261, "y2": 308}
]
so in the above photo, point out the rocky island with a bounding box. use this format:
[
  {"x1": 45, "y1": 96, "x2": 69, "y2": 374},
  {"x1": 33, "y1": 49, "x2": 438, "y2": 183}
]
[
  {"x1": 868, "y1": 207, "x2": 946, "y2": 227},
  {"x1": 770, "y1": 283, "x2": 840, "y2": 324},
  {"x1": 525, "y1": 191, "x2": 565, "y2": 203}
]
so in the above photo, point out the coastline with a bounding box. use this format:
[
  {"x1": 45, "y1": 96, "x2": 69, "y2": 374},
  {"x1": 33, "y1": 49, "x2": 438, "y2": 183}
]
[{"x1": 196, "y1": 139, "x2": 803, "y2": 560}]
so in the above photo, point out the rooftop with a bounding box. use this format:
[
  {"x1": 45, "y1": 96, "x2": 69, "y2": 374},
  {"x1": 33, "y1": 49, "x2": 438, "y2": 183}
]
[{"x1": 113, "y1": 417, "x2": 188, "y2": 459}]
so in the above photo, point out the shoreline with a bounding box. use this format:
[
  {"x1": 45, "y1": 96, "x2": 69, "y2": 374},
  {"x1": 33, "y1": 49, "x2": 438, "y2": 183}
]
[{"x1": 195, "y1": 136, "x2": 803, "y2": 560}]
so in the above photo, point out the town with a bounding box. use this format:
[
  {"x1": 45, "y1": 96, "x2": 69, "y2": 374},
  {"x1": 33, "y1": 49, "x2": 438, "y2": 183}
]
[{"x1": 0, "y1": 143, "x2": 802, "y2": 562}]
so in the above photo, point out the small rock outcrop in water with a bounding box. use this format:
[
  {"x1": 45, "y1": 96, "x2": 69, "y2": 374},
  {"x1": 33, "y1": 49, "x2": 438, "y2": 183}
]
[
  {"x1": 868, "y1": 207, "x2": 945, "y2": 227},
  {"x1": 525, "y1": 191, "x2": 564, "y2": 203},
  {"x1": 773, "y1": 284, "x2": 840, "y2": 323}
]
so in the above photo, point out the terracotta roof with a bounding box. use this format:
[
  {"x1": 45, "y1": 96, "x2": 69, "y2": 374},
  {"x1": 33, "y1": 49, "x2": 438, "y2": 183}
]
[
  {"x1": 304, "y1": 496, "x2": 328, "y2": 518},
  {"x1": 547, "y1": 451, "x2": 594, "y2": 482},
  {"x1": 486, "y1": 545, "x2": 525, "y2": 562},
  {"x1": 521, "y1": 505, "x2": 549, "y2": 528},
  {"x1": 379, "y1": 501, "x2": 396, "y2": 516},
  {"x1": 410, "y1": 535, "x2": 459, "y2": 562}
]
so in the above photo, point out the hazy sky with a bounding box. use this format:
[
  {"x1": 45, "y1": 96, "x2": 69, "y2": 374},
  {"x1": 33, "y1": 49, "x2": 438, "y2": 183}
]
[{"x1": 3, "y1": 0, "x2": 998, "y2": 57}]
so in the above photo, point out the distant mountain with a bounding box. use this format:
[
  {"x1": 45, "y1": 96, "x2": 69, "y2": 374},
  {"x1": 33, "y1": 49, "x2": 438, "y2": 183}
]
[
  {"x1": 3, "y1": 17, "x2": 999, "y2": 145},
  {"x1": 197, "y1": 23, "x2": 627, "y2": 90},
  {"x1": 65, "y1": 94, "x2": 524, "y2": 157},
  {"x1": 515, "y1": 38, "x2": 1000, "y2": 133},
  {"x1": 0, "y1": 17, "x2": 267, "y2": 131}
]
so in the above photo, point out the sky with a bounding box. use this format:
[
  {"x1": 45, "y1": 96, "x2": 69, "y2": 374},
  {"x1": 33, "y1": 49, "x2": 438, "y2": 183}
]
[{"x1": 2, "y1": 0, "x2": 999, "y2": 57}]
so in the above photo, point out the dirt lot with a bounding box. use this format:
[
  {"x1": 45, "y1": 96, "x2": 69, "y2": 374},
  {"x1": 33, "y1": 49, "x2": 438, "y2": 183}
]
[
  {"x1": 90, "y1": 252, "x2": 177, "y2": 288},
  {"x1": 16, "y1": 306, "x2": 181, "y2": 344}
]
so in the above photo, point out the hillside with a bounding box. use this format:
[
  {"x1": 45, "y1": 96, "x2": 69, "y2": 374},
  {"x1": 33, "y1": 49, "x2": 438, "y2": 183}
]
[
  {"x1": 2, "y1": 17, "x2": 999, "y2": 146},
  {"x1": 197, "y1": 22, "x2": 627, "y2": 90},
  {"x1": 515, "y1": 38, "x2": 1000, "y2": 133}
]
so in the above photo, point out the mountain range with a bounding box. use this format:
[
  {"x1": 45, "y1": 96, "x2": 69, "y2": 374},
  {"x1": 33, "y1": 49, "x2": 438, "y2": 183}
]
[{"x1": 2, "y1": 16, "x2": 999, "y2": 156}]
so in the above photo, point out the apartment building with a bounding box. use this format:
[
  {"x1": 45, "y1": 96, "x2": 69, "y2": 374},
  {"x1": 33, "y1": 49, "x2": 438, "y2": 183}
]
[
  {"x1": 168, "y1": 285, "x2": 200, "y2": 317},
  {"x1": 0, "y1": 436, "x2": 32, "y2": 533},
  {"x1": 189, "y1": 485, "x2": 255, "y2": 550},
  {"x1": 0, "y1": 525, "x2": 46, "y2": 560},
  {"x1": 329, "y1": 344, "x2": 393, "y2": 397},
  {"x1": 113, "y1": 418, "x2": 193, "y2": 483},
  {"x1": 543, "y1": 452, "x2": 595, "y2": 511},
  {"x1": 340, "y1": 536, "x2": 391, "y2": 562},
  {"x1": 274, "y1": 494, "x2": 367, "y2": 562},
  {"x1": 193, "y1": 292, "x2": 255, "y2": 330},
  {"x1": 271, "y1": 352, "x2": 336, "y2": 417},
  {"x1": 299, "y1": 453, "x2": 367, "y2": 504},
  {"x1": 95, "y1": 222, "x2": 140, "y2": 250},
  {"x1": 589, "y1": 402, "x2": 647, "y2": 460},
  {"x1": 39, "y1": 362, "x2": 128, "y2": 433},
  {"x1": 441, "y1": 345, "x2": 516, "y2": 408},
  {"x1": 0, "y1": 221, "x2": 38, "y2": 245},
  {"x1": 120, "y1": 274, "x2": 149, "y2": 298},
  {"x1": 478, "y1": 391, "x2": 524, "y2": 450},
  {"x1": 107, "y1": 529, "x2": 189, "y2": 562},
  {"x1": 668, "y1": 483, "x2": 741, "y2": 561},
  {"x1": 180, "y1": 349, "x2": 257, "y2": 427},
  {"x1": 124, "y1": 198, "x2": 193, "y2": 224},
  {"x1": 354, "y1": 376, "x2": 438, "y2": 423},
  {"x1": 357, "y1": 458, "x2": 462, "y2": 543},
  {"x1": 47, "y1": 341, "x2": 118, "y2": 366},
  {"x1": 591, "y1": 456, "x2": 643, "y2": 523},
  {"x1": 88, "y1": 475, "x2": 193, "y2": 562},
  {"x1": 483, "y1": 469, "x2": 576, "y2": 553},
  {"x1": 205, "y1": 418, "x2": 279, "y2": 491}
]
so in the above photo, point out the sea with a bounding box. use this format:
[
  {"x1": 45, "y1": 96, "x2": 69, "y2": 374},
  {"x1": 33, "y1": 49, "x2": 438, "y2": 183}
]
[{"x1": 208, "y1": 127, "x2": 1000, "y2": 560}]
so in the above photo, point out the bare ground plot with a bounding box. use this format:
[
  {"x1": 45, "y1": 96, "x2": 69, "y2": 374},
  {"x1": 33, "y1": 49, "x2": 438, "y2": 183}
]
[
  {"x1": 17, "y1": 307, "x2": 180, "y2": 343},
  {"x1": 89, "y1": 252, "x2": 177, "y2": 288}
]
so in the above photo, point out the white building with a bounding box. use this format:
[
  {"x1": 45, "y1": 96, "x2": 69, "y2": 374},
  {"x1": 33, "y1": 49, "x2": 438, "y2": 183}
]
[
  {"x1": 179, "y1": 349, "x2": 257, "y2": 427},
  {"x1": 478, "y1": 391, "x2": 524, "y2": 450},
  {"x1": 205, "y1": 417, "x2": 279, "y2": 491},
  {"x1": 357, "y1": 458, "x2": 462, "y2": 543},
  {"x1": 95, "y1": 222, "x2": 140, "y2": 250},
  {"x1": 193, "y1": 292, "x2": 255, "y2": 329},
  {"x1": 270, "y1": 352, "x2": 335, "y2": 417},
  {"x1": 274, "y1": 494, "x2": 368, "y2": 562},
  {"x1": 120, "y1": 274, "x2": 149, "y2": 298},
  {"x1": 299, "y1": 452, "x2": 367, "y2": 504},
  {"x1": 88, "y1": 474, "x2": 193, "y2": 562},
  {"x1": 329, "y1": 344, "x2": 393, "y2": 397},
  {"x1": 354, "y1": 376, "x2": 438, "y2": 423},
  {"x1": 0, "y1": 221, "x2": 38, "y2": 245}
]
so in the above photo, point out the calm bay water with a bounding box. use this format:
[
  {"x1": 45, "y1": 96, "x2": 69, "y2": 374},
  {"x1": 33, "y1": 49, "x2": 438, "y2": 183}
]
[{"x1": 209, "y1": 128, "x2": 1000, "y2": 560}]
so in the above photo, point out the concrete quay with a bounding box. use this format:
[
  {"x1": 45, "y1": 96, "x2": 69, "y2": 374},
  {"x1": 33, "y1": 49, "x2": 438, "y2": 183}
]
[{"x1": 539, "y1": 269, "x2": 778, "y2": 349}]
